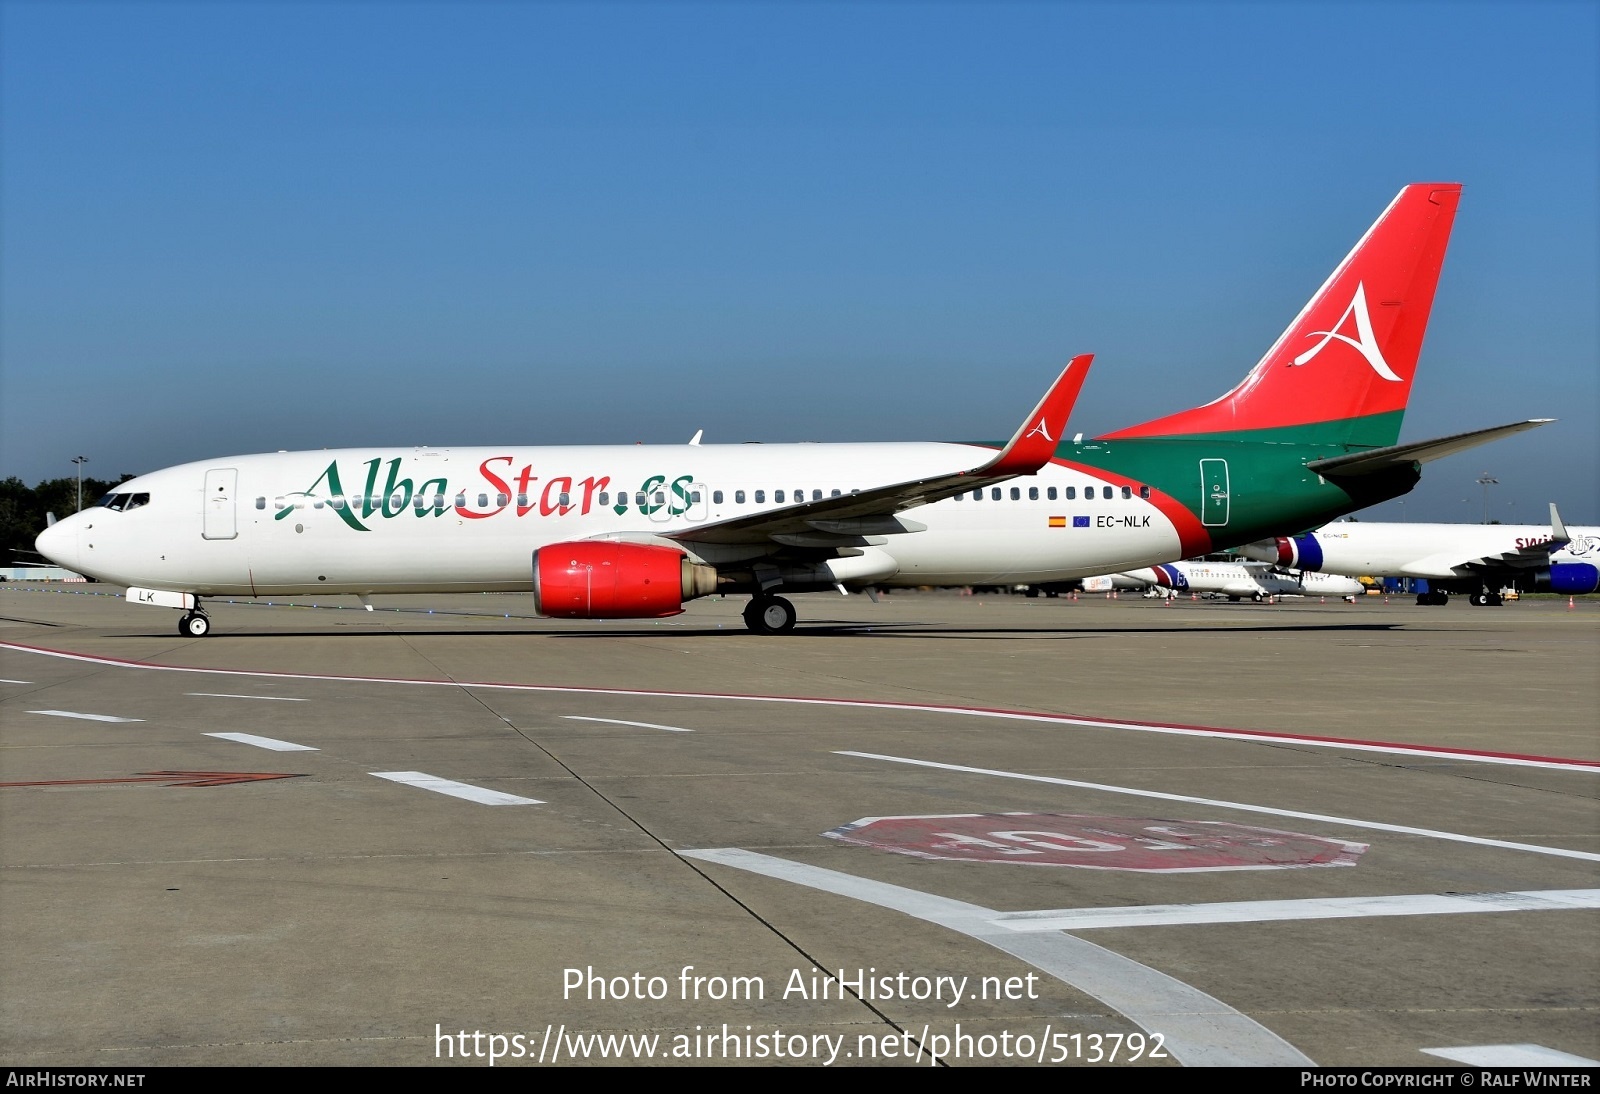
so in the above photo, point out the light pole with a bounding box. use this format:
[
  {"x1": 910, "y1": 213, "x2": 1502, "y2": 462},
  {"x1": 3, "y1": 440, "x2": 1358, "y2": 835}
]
[
  {"x1": 1475, "y1": 472, "x2": 1498, "y2": 524},
  {"x1": 71, "y1": 456, "x2": 89, "y2": 513}
]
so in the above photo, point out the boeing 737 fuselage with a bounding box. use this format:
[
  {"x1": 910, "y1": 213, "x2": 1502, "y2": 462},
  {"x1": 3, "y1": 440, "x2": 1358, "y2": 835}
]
[{"x1": 35, "y1": 184, "x2": 1551, "y2": 634}]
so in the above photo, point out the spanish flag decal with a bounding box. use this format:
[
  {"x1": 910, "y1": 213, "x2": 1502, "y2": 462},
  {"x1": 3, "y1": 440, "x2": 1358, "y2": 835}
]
[{"x1": 1048, "y1": 516, "x2": 1067, "y2": 528}]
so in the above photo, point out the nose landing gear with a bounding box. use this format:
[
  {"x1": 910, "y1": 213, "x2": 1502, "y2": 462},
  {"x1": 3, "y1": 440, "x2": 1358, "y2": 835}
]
[{"x1": 178, "y1": 609, "x2": 211, "y2": 637}]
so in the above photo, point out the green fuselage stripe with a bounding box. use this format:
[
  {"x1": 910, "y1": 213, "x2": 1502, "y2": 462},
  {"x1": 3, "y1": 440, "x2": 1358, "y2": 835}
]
[
  {"x1": 1117, "y1": 410, "x2": 1406, "y2": 449},
  {"x1": 967, "y1": 407, "x2": 1416, "y2": 550}
]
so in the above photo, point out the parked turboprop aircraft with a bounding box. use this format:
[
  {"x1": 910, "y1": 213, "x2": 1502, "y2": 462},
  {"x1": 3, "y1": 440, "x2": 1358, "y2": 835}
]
[
  {"x1": 35, "y1": 183, "x2": 1552, "y2": 635},
  {"x1": 1239, "y1": 505, "x2": 1598, "y2": 605},
  {"x1": 1119, "y1": 561, "x2": 1366, "y2": 602}
]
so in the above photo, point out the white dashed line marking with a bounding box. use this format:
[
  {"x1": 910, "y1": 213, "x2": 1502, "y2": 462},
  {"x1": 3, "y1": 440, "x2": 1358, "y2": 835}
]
[
  {"x1": 187, "y1": 692, "x2": 307, "y2": 702},
  {"x1": 563, "y1": 716, "x2": 692, "y2": 733},
  {"x1": 1421, "y1": 1044, "x2": 1600, "y2": 1066},
  {"x1": 7, "y1": 641, "x2": 1594, "y2": 771},
  {"x1": 205, "y1": 732, "x2": 319, "y2": 752},
  {"x1": 0, "y1": 679, "x2": 34, "y2": 684},
  {"x1": 370, "y1": 771, "x2": 542, "y2": 805},
  {"x1": 26, "y1": 710, "x2": 142, "y2": 723}
]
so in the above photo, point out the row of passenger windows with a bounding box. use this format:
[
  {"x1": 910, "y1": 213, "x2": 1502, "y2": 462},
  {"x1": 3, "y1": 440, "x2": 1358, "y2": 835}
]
[
  {"x1": 956, "y1": 485, "x2": 1150, "y2": 501},
  {"x1": 711, "y1": 488, "x2": 845, "y2": 505},
  {"x1": 254, "y1": 482, "x2": 1152, "y2": 512},
  {"x1": 696, "y1": 485, "x2": 1150, "y2": 504}
]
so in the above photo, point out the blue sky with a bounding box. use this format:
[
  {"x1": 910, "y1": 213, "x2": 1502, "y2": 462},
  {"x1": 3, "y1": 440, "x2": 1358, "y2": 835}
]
[{"x1": 3, "y1": 1, "x2": 1595, "y2": 523}]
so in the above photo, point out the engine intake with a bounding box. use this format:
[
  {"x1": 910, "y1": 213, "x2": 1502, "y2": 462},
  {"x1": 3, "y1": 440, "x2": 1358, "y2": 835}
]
[{"x1": 533, "y1": 542, "x2": 719, "y2": 619}]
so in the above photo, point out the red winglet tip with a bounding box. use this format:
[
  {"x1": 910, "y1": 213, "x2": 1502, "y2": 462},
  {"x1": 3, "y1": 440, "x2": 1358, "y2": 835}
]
[{"x1": 984, "y1": 354, "x2": 1093, "y2": 476}]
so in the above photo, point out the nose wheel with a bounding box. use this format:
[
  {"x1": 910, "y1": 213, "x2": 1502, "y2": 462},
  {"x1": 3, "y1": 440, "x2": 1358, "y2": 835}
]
[
  {"x1": 178, "y1": 611, "x2": 211, "y2": 638},
  {"x1": 743, "y1": 595, "x2": 797, "y2": 635}
]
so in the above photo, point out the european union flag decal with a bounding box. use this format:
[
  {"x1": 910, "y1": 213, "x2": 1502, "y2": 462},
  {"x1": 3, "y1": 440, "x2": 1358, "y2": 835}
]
[{"x1": 1072, "y1": 515, "x2": 1090, "y2": 528}]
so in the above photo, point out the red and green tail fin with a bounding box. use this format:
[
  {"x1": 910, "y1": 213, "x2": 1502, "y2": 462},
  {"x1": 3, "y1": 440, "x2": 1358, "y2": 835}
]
[{"x1": 1103, "y1": 183, "x2": 1461, "y2": 448}]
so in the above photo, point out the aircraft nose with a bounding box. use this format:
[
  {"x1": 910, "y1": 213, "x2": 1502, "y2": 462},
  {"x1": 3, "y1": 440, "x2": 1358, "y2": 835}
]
[{"x1": 35, "y1": 519, "x2": 80, "y2": 573}]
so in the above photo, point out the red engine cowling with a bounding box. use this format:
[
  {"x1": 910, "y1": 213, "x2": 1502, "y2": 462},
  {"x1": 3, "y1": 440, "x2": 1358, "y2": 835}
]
[{"x1": 533, "y1": 541, "x2": 718, "y2": 619}]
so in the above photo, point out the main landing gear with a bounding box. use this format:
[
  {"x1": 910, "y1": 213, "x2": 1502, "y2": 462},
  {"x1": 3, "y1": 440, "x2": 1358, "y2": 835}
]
[
  {"x1": 178, "y1": 607, "x2": 211, "y2": 637},
  {"x1": 1416, "y1": 591, "x2": 1450, "y2": 606},
  {"x1": 743, "y1": 594, "x2": 797, "y2": 635},
  {"x1": 1468, "y1": 591, "x2": 1504, "y2": 607}
]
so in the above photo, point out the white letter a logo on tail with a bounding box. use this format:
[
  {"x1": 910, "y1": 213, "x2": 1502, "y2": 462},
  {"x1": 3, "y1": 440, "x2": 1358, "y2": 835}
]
[{"x1": 1291, "y1": 282, "x2": 1401, "y2": 381}]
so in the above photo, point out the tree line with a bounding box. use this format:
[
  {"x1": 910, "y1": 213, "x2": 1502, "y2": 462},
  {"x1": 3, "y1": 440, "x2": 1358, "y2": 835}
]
[{"x1": 1, "y1": 474, "x2": 134, "y2": 566}]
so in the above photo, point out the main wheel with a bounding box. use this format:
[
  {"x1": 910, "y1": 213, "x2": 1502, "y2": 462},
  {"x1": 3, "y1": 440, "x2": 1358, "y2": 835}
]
[
  {"x1": 743, "y1": 595, "x2": 797, "y2": 635},
  {"x1": 1469, "y1": 592, "x2": 1487, "y2": 606},
  {"x1": 1252, "y1": 592, "x2": 1265, "y2": 603},
  {"x1": 178, "y1": 612, "x2": 210, "y2": 637}
]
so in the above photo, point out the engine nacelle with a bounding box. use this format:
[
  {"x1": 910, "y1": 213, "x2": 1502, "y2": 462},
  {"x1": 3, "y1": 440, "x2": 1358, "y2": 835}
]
[
  {"x1": 533, "y1": 542, "x2": 719, "y2": 619},
  {"x1": 1536, "y1": 562, "x2": 1600, "y2": 595},
  {"x1": 1242, "y1": 533, "x2": 1324, "y2": 570}
]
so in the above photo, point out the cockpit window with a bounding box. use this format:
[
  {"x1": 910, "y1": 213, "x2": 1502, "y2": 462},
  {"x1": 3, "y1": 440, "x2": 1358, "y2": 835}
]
[{"x1": 97, "y1": 493, "x2": 150, "y2": 512}]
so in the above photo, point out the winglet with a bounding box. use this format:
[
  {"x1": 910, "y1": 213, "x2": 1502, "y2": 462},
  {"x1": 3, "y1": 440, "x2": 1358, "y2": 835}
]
[
  {"x1": 979, "y1": 354, "x2": 1093, "y2": 476},
  {"x1": 1550, "y1": 503, "x2": 1571, "y2": 547}
]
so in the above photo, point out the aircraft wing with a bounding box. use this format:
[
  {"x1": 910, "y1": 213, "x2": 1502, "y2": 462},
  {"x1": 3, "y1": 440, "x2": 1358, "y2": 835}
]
[
  {"x1": 666, "y1": 355, "x2": 1093, "y2": 547},
  {"x1": 1399, "y1": 504, "x2": 1574, "y2": 577},
  {"x1": 1458, "y1": 502, "x2": 1572, "y2": 571}
]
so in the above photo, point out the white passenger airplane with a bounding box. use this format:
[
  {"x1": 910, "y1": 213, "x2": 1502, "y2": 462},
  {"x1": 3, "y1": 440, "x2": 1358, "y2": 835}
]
[
  {"x1": 35, "y1": 183, "x2": 1551, "y2": 635},
  {"x1": 1238, "y1": 506, "x2": 1598, "y2": 605},
  {"x1": 1118, "y1": 561, "x2": 1366, "y2": 602}
]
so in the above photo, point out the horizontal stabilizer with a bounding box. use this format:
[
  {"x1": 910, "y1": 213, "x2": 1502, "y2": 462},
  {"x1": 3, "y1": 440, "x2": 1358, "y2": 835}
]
[{"x1": 1305, "y1": 419, "x2": 1554, "y2": 477}]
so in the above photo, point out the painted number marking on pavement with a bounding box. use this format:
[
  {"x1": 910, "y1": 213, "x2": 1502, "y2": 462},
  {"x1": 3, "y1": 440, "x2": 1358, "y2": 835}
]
[
  {"x1": 836, "y1": 751, "x2": 1600, "y2": 863},
  {"x1": 825, "y1": 813, "x2": 1366, "y2": 871}
]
